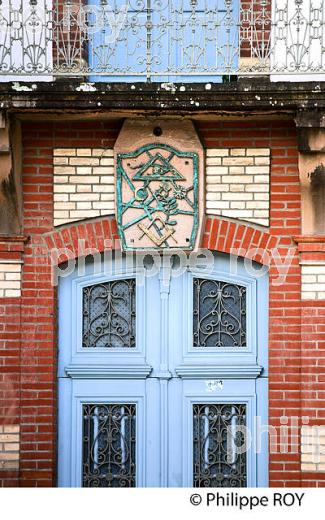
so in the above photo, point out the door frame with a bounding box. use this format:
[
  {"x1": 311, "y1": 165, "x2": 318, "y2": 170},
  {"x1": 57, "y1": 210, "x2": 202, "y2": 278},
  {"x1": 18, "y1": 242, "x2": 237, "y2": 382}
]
[{"x1": 57, "y1": 251, "x2": 269, "y2": 487}]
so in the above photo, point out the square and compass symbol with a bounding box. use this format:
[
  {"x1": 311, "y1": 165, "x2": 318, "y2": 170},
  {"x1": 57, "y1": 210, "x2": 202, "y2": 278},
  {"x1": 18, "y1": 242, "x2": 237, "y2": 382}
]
[{"x1": 116, "y1": 143, "x2": 199, "y2": 251}]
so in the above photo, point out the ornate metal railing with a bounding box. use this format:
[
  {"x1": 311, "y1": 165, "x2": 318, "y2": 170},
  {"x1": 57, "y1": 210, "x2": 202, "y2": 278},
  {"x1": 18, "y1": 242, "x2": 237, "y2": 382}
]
[{"x1": 0, "y1": 1, "x2": 324, "y2": 80}]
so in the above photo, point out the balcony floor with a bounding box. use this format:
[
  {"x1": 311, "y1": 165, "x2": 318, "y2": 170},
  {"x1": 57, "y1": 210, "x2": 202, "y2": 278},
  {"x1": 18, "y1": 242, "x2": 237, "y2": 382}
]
[{"x1": 1, "y1": 79, "x2": 325, "y2": 120}]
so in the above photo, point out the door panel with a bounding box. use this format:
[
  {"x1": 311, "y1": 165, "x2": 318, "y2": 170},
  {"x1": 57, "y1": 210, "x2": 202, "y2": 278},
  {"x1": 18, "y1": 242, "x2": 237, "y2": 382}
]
[
  {"x1": 165, "y1": 0, "x2": 240, "y2": 83},
  {"x1": 58, "y1": 252, "x2": 268, "y2": 487},
  {"x1": 58, "y1": 261, "x2": 151, "y2": 375},
  {"x1": 88, "y1": 0, "x2": 148, "y2": 82},
  {"x1": 179, "y1": 378, "x2": 265, "y2": 487},
  {"x1": 169, "y1": 255, "x2": 267, "y2": 373},
  {"x1": 59, "y1": 378, "x2": 161, "y2": 487}
]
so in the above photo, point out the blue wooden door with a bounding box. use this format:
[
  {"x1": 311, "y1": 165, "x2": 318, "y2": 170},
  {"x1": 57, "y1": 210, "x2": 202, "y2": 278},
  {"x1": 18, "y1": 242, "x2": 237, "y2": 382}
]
[
  {"x1": 88, "y1": 0, "x2": 148, "y2": 82},
  {"x1": 58, "y1": 252, "x2": 268, "y2": 487},
  {"x1": 160, "y1": 0, "x2": 240, "y2": 83},
  {"x1": 88, "y1": 1, "x2": 239, "y2": 82}
]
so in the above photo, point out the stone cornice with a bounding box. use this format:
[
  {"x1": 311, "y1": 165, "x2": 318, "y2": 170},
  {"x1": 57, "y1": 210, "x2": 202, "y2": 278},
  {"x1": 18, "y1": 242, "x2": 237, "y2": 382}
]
[{"x1": 1, "y1": 80, "x2": 325, "y2": 115}]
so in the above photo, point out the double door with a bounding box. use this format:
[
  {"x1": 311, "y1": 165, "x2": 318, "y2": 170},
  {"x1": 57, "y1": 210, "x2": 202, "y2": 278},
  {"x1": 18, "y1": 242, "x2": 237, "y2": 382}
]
[
  {"x1": 58, "y1": 252, "x2": 268, "y2": 487},
  {"x1": 88, "y1": 1, "x2": 239, "y2": 82}
]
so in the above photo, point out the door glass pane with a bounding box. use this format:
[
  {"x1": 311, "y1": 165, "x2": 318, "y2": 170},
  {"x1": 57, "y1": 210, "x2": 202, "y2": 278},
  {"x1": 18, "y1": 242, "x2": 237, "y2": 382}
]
[
  {"x1": 82, "y1": 279, "x2": 136, "y2": 348},
  {"x1": 193, "y1": 278, "x2": 246, "y2": 348},
  {"x1": 193, "y1": 403, "x2": 247, "y2": 487},
  {"x1": 82, "y1": 403, "x2": 136, "y2": 487}
]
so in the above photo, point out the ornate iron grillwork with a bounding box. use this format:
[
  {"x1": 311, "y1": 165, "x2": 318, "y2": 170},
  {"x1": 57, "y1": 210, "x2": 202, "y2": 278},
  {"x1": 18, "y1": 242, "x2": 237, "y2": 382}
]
[
  {"x1": 82, "y1": 403, "x2": 136, "y2": 487},
  {"x1": 193, "y1": 403, "x2": 247, "y2": 487},
  {"x1": 82, "y1": 279, "x2": 136, "y2": 348},
  {"x1": 1, "y1": 1, "x2": 325, "y2": 78},
  {"x1": 193, "y1": 278, "x2": 246, "y2": 348}
]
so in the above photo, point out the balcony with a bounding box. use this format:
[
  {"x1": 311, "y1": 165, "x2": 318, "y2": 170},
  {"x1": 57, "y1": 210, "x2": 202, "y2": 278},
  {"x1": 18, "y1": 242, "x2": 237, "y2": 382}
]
[{"x1": 0, "y1": 0, "x2": 324, "y2": 82}]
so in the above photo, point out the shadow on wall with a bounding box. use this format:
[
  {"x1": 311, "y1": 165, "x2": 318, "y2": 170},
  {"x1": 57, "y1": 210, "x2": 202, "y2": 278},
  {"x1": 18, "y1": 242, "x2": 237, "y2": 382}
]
[
  {"x1": 0, "y1": 174, "x2": 20, "y2": 235},
  {"x1": 310, "y1": 164, "x2": 325, "y2": 234}
]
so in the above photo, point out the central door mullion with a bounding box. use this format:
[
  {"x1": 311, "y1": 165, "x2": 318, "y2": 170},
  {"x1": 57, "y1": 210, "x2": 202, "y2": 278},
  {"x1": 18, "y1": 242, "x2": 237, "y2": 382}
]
[{"x1": 158, "y1": 262, "x2": 172, "y2": 487}]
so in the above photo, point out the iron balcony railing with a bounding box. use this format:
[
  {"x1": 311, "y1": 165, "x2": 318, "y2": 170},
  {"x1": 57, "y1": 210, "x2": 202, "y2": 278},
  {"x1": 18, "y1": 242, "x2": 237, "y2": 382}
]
[{"x1": 0, "y1": 0, "x2": 324, "y2": 81}]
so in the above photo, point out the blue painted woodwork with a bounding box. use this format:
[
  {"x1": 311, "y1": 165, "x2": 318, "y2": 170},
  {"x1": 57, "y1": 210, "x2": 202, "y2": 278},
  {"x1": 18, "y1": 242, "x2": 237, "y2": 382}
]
[
  {"x1": 88, "y1": 1, "x2": 240, "y2": 83},
  {"x1": 58, "y1": 251, "x2": 268, "y2": 487}
]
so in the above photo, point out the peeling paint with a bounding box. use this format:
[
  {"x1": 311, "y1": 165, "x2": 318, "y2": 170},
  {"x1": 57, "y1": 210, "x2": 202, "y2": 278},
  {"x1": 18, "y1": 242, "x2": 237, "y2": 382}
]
[
  {"x1": 75, "y1": 83, "x2": 97, "y2": 92},
  {"x1": 11, "y1": 82, "x2": 37, "y2": 92},
  {"x1": 160, "y1": 82, "x2": 176, "y2": 93},
  {"x1": 11, "y1": 101, "x2": 37, "y2": 108}
]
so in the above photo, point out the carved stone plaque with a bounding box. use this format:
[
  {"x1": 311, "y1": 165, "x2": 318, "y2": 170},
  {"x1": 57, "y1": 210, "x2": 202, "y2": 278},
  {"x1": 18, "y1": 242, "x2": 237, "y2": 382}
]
[{"x1": 114, "y1": 119, "x2": 204, "y2": 251}]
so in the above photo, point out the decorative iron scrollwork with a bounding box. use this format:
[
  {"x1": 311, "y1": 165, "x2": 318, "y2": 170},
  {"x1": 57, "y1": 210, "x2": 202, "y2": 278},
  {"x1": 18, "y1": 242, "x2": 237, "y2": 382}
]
[
  {"x1": 193, "y1": 403, "x2": 247, "y2": 487},
  {"x1": 193, "y1": 278, "x2": 246, "y2": 348},
  {"x1": 1, "y1": 1, "x2": 325, "y2": 78},
  {"x1": 82, "y1": 403, "x2": 136, "y2": 487},
  {"x1": 82, "y1": 279, "x2": 136, "y2": 348}
]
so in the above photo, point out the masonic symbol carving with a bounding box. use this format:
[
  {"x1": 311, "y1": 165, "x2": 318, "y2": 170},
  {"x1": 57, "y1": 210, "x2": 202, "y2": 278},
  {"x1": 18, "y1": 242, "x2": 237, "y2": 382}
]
[{"x1": 116, "y1": 143, "x2": 199, "y2": 251}]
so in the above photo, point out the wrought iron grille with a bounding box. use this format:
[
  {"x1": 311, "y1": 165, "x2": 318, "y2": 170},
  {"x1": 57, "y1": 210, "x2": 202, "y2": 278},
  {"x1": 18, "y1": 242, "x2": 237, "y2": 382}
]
[
  {"x1": 193, "y1": 403, "x2": 247, "y2": 487},
  {"x1": 0, "y1": 1, "x2": 325, "y2": 79},
  {"x1": 82, "y1": 278, "x2": 136, "y2": 348},
  {"x1": 82, "y1": 403, "x2": 136, "y2": 487},
  {"x1": 193, "y1": 278, "x2": 246, "y2": 348}
]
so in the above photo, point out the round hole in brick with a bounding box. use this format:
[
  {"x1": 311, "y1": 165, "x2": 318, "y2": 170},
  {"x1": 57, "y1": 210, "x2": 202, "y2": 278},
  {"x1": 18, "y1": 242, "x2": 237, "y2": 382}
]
[{"x1": 153, "y1": 126, "x2": 163, "y2": 137}]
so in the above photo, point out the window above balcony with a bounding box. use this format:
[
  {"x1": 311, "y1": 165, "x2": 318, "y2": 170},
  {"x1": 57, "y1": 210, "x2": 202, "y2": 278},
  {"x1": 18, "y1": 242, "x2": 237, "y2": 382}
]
[{"x1": 0, "y1": 0, "x2": 324, "y2": 82}]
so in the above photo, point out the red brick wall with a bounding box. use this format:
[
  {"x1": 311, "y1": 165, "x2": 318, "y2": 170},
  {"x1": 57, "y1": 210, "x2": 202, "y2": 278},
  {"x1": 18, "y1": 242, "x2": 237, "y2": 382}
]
[
  {"x1": 0, "y1": 238, "x2": 24, "y2": 486},
  {"x1": 297, "y1": 243, "x2": 325, "y2": 485},
  {"x1": 1, "y1": 117, "x2": 325, "y2": 486},
  {"x1": 240, "y1": 1, "x2": 272, "y2": 62}
]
